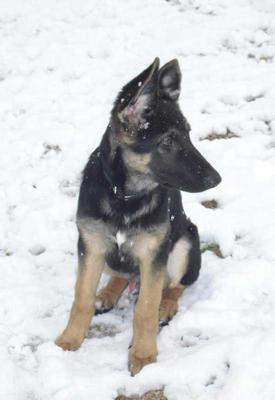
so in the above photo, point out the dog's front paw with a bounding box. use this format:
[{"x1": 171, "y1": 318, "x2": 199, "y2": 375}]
[
  {"x1": 55, "y1": 333, "x2": 83, "y2": 351},
  {"x1": 159, "y1": 299, "x2": 178, "y2": 326},
  {"x1": 128, "y1": 349, "x2": 157, "y2": 376}
]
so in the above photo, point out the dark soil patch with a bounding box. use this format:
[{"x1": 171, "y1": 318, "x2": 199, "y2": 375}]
[
  {"x1": 244, "y1": 93, "x2": 264, "y2": 102},
  {"x1": 116, "y1": 390, "x2": 167, "y2": 400},
  {"x1": 201, "y1": 199, "x2": 219, "y2": 209},
  {"x1": 0, "y1": 248, "x2": 13, "y2": 256}
]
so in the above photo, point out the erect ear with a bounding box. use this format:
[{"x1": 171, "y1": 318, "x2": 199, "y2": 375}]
[
  {"x1": 115, "y1": 58, "x2": 160, "y2": 126},
  {"x1": 158, "y1": 59, "x2": 181, "y2": 101}
]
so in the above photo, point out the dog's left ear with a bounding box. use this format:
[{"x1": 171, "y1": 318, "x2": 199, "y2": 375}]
[{"x1": 158, "y1": 59, "x2": 181, "y2": 101}]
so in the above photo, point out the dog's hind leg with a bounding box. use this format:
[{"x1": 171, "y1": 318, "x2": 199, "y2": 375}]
[
  {"x1": 95, "y1": 275, "x2": 129, "y2": 314},
  {"x1": 158, "y1": 220, "x2": 201, "y2": 326},
  {"x1": 159, "y1": 286, "x2": 184, "y2": 326},
  {"x1": 55, "y1": 228, "x2": 107, "y2": 351}
]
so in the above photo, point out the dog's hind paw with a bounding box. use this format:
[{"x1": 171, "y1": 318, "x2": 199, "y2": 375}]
[
  {"x1": 95, "y1": 301, "x2": 113, "y2": 315},
  {"x1": 95, "y1": 290, "x2": 118, "y2": 315},
  {"x1": 159, "y1": 299, "x2": 178, "y2": 326}
]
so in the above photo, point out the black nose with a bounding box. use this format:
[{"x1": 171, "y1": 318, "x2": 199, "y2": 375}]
[{"x1": 203, "y1": 173, "x2": 221, "y2": 189}]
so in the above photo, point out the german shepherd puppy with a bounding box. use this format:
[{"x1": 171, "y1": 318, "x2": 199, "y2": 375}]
[{"x1": 56, "y1": 58, "x2": 221, "y2": 375}]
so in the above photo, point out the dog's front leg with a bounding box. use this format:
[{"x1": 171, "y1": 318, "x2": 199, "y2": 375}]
[
  {"x1": 129, "y1": 230, "x2": 167, "y2": 375},
  {"x1": 129, "y1": 266, "x2": 164, "y2": 375},
  {"x1": 56, "y1": 229, "x2": 106, "y2": 350}
]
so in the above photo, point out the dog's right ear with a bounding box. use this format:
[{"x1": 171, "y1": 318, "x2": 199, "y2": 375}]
[
  {"x1": 158, "y1": 59, "x2": 181, "y2": 101},
  {"x1": 113, "y1": 58, "x2": 160, "y2": 126}
]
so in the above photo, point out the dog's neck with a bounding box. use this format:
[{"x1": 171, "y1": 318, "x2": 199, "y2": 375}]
[{"x1": 100, "y1": 129, "x2": 158, "y2": 202}]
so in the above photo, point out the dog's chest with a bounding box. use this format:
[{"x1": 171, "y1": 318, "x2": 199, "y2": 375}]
[
  {"x1": 106, "y1": 230, "x2": 139, "y2": 275},
  {"x1": 116, "y1": 231, "x2": 133, "y2": 259}
]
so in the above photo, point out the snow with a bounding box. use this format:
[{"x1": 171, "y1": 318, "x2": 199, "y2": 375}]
[{"x1": 1, "y1": 0, "x2": 275, "y2": 399}]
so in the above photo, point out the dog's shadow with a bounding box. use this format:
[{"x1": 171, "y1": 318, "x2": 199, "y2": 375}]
[
  {"x1": 87, "y1": 292, "x2": 136, "y2": 339},
  {"x1": 87, "y1": 323, "x2": 121, "y2": 339}
]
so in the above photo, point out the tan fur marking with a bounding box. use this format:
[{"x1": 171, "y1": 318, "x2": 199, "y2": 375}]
[
  {"x1": 101, "y1": 197, "x2": 113, "y2": 216},
  {"x1": 96, "y1": 276, "x2": 129, "y2": 310},
  {"x1": 55, "y1": 228, "x2": 109, "y2": 350},
  {"x1": 123, "y1": 150, "x2": 151, "y2": 173},
  {"x1": 132, "y1": 225, "x2": 168, "y2": 264},
  {"x1": 159, "y1": 286, "x2": 185, "y2": 322}
]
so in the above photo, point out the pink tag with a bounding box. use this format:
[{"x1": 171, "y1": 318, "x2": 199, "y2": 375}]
[{"x1": 128, "y1": 280, "x2": 137, "y2": 294}]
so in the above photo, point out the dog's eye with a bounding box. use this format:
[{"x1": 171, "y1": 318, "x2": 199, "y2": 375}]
[
  {"x1": 162, "y1": 135, "x2": 173, "y2": 147},
  {"x1": 143, "y1": 107, "x2": 154, "y2": 118}
]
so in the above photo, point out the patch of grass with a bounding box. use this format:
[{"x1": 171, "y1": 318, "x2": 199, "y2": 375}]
[
  {"x1": 116, "y1": 390, "x2": 167, "y2": 400},
  {"x1": 201, "y1": 199, "x2": 219, "y2": 209},
  {"x1": 201, "y1": 129, "x2": 239, "y2": 141},
  {"x1": 201, "y1": 243, "x2": 223, "y2": 258}
]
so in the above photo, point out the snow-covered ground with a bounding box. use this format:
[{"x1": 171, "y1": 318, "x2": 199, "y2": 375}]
[{"x1": 1, "y1": 0, "x2": 275, "y2": 398}]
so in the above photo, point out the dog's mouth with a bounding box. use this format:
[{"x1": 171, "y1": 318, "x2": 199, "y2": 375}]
[
  {"x1": 156, "y1": 173, "x2": 221, "y2": 193},
  {"x1": 160, "y1": 181, "x2": 173, "y2": 189}
]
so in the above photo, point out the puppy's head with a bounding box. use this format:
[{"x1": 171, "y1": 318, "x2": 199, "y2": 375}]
[{"x1": 111, "y1": 58, "x2": 221, "y2": 193}]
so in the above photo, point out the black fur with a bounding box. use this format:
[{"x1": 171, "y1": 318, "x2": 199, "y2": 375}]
[{"x1": 77, "y1": 58, "x2": 221, "y2": 286}]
